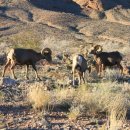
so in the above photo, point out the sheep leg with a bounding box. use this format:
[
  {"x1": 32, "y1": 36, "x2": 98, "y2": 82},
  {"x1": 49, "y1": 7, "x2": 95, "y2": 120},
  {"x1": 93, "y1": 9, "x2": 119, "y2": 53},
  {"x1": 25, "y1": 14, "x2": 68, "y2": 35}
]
[
  {"x1": 25, "y1": 65, "x2": 29, "y2": 79},
  {"x1": 78, "y1": 74, "x2": 81, "y2": 85},
  {"x1": 72, "y1": 69, "x2": 75, "y2": 86},
  {"x1": 98, "y1": 64, "x2": 101, "y2": 76},
  {"x1": 118, "y1": 63, "x2": 123, "y2": 75},
  {"x1": 88, "y1": 66, "x2": 91, "y2": 74},
  {"x1": 2, "y1": 59, "x2": 11, "y2": 77},
  {"x1": 95, "y1": 64, "x2": 99, "y2": 75},
  {"x1": 10, "y1": 63, "x2": 17, "y2": 79},
  {"x1": 82, "y1": 72, "x2": 85, "y2": 84},
  {"x1": 32, "y1": 63, "x2": 41, "y2": 80},
  {"x1": 101, "y1": 64, "x2": 105, "y2": 76}
]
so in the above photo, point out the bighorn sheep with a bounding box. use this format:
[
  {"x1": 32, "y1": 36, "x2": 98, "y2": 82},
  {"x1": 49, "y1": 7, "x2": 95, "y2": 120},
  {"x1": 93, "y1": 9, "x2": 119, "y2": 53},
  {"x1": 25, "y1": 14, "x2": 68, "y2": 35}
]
[
  {"x1": 2, "y1": 48, "x2": 52, "y2": 80},
  {"x1": 72, "y1": 54, "x2": 91, "y2": 85},
  {"x1": 88, "y1": 45, "x2": 123, "y2": 76}
]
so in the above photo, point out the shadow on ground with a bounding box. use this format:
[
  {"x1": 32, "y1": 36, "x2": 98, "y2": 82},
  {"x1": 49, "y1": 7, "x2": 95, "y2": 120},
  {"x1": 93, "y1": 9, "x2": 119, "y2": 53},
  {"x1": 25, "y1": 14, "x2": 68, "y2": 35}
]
[
  {"x1": 28, "y1": 0, "x2": 84, "y2": 15},
  {"x1": 101, "y1": 0, "x2": 130, "y2": 10},
  {"x1": 0, "y1": 104, "x2": 31, "y2": 114}
]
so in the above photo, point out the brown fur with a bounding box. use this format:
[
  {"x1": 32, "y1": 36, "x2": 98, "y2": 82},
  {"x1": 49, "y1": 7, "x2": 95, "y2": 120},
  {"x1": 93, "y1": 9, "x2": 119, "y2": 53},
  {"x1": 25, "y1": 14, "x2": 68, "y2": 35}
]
[{"x1": 89, "y1": 45, "x2": 123, "y2": 76}]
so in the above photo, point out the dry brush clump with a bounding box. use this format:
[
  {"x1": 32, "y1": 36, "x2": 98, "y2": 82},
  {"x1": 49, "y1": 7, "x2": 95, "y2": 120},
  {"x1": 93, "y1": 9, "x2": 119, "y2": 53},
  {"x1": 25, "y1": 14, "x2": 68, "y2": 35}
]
[
  {"x1": 104, "y1": 68, "x2": 122, "y2": 81},
  {"x1": 52, "y1": 87, "x2": 75, "y2": 106},
  {"x1": 27, "y1": 83, "x2": 75, "y2": 110},
  {"x1": 27, "y1": 79, "x2": 130, "y2": 129},
  {"x1": 0, "y1": 90, "x2": 4, "y2": 104},
  {"x1": 27, "y1": 83, "x2": 51, "y2": 110},
  {"x1": 67, "y1": 82, "x2": 130, "y2": 129}
]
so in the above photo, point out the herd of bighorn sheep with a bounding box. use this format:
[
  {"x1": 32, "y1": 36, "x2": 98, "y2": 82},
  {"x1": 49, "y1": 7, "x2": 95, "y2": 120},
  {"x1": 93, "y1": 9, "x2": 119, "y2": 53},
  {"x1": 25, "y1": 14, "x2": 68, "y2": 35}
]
[
  {"x1": 2, "y1": 45, "x2": 130, "y2": 85},
  {"x1": 72, "y1": 44, "x2": 129, "y2": 85}
]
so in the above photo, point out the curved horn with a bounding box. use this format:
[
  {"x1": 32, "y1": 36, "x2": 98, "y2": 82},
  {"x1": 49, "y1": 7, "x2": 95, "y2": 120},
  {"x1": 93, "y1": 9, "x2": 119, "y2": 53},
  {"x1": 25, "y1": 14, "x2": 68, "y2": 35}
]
[
  {"x1": 41, "y1": 48, "x2": 52, "y2": 55},
  {"x1": 94, "y1": 45, "x2": 103, "y2": 53}
]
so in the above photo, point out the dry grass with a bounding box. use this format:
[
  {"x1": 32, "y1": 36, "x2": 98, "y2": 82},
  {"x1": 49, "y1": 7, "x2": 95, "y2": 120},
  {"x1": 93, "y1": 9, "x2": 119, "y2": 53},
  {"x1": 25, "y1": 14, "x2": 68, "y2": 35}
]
[
  {"x1": 0, "y1": 91, "x2": 4, "y2": 102},
  {"x1": 26, "y1": 80, "x2": 130, "y2": 128},
  {"x1": 64, "y1": 82, "x2": 130, "y2": 127},
  {"x1": 27, "y1": 83, "x2": 51, "y2": 110},
  {"x1": 53, "y1": 87, "x2": 75, "y2": 106},
  {"x1": 68, "y1": 106, "x2": 80, "y2": 120},
  {"x1": 10, "y1": 30, "x2": 41, "y2": 50},
  {"x1": 104, "y1": 68, "x2": 122, "y2": 81},
  {"x1": 24, "y1": 66, "x2": 130, "y2": 128}
]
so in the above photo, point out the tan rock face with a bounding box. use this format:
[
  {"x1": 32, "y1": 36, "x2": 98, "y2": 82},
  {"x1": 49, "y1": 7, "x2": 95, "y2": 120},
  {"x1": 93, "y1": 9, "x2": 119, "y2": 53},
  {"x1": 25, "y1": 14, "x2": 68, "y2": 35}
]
[
  {"x1": 73, "y1": 0, "x2": 104, "y2": 11},
  {"x1": 73, "y1": 0, "x2": 130, "y2": 11},
  {"x1": 0, "y1": 0, "x2": 5, "y2": 5}
]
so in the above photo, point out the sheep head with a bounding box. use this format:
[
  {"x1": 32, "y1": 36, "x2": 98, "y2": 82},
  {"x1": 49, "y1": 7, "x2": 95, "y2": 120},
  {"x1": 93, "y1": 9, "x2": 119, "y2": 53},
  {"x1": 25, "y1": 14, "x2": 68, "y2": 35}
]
[
  {"x1": 89, "y1": 45, "x2": 103, "y2": 55},
  {"x1": 41, "y1": 48, "x2": 52, "y2": 63}
]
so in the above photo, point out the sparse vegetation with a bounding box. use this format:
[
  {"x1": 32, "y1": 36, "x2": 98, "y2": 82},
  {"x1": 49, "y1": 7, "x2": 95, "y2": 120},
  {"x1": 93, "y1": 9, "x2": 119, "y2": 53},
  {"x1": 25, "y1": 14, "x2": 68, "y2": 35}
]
[
  {"x1": 64, "y1": 81, "x2": 130, "y2": 129},
  {"x1": 26, "y1": 77, "x2": 130, "y2": 129},
  {"x1": 1, "y1": 64, "x2": 130, "y2": 129},
  {"x1": 10, "y1": 31, "x2": 41, "y2": 50},
  {"x1": 68, "y1": 106, "x2": 80, "y2": 120},
  {"x1": 1, "y1": 0, "x2": 130, "y2": 129},
  {"x1": 27, "y1": 83, "x2": 51, "y2": 110},
  {"x1": 0, "y1": 91, "x2": 3, "y2": 102}
]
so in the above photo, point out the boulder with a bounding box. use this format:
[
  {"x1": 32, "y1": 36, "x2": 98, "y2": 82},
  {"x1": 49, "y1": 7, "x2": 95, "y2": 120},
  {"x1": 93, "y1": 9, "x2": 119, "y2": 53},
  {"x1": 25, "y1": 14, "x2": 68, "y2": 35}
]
[
  {"x1": 73, "y1": 0, "x2": 104, "y2": 11},
  {"x1": 0, "y1": 77, "x2": 18, "y2": 87},
  {"x1": 89, "y1": 10, "x2": 105, "y2": 19},
  {"x1": 73, "y1": 0, "x2": 130, "y2": 11},
  {"x1": 105, "y1": 7, "x2": 130, "y2": 25}
]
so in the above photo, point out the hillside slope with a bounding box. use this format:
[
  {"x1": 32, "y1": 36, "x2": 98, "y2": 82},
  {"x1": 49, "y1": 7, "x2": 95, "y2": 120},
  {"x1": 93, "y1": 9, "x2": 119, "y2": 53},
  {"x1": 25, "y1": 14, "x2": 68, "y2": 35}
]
[{"x1": 0, "y1": 0, "x2": 130, "y2": 54}]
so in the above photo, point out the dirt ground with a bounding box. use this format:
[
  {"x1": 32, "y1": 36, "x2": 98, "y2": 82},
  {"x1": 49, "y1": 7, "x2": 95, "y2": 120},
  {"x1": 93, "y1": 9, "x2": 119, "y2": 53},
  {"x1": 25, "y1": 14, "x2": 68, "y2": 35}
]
[{"x1": 0, "y1": 0, "x2": 130, "y2": 129}]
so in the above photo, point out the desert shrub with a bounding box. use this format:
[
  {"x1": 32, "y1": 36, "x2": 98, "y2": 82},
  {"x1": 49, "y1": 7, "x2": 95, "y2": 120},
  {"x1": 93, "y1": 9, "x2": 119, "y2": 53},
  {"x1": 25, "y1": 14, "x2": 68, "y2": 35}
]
[
  {"x1": 0, "y1": 113, "x2": 5, "y2": 128},
  {"x1": 27, "y1": 80, "x2": 130, "y2": 128},
  {"x1": 71, "y1": 84, "x2": 103, "y2": 115},
  {"x1": 0, "y1": 91, "x2": 4, "y2": 102},
  {"x1": 108, "y1": 95, "x2": 127, "y2": 130},
  {"x1": 27, "y1": 83, "x2": 51, "y2": 110},
  {"x1": 53, "y1": 87, "x2": 75, "y2": 106},
  {"x1": 68, "y1": 106, "x2": 81, "y2": 120},
  {"x1": 66, "y1": 81, "x2": 130, "y2": 128},
  {"x1": 104, "y1": 68, "x2": 122, "y2": 81}
]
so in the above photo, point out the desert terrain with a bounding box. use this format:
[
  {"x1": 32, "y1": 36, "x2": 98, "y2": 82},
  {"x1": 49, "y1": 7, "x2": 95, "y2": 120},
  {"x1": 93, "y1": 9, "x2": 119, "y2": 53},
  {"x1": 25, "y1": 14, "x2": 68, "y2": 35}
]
[{"x1": 0, "y1": 0, "x2": 130, "y2": 129}]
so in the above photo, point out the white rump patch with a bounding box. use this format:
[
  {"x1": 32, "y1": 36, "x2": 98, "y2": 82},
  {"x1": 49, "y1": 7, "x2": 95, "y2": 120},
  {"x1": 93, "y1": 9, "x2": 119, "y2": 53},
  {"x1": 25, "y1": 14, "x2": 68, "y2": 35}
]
[
  {"x1": 7, "y1": 49, "x2": 14, "y2": 59},
  {"x1": 76, "y1": 55, "x2": 83, "y2": 66}
]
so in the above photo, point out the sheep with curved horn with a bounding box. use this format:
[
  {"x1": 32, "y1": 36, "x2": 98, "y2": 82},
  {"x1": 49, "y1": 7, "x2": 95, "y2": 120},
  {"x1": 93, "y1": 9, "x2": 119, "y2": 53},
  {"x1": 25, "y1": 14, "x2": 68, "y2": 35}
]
[
  {"x1": 88, "y1": 45, "x2": 123, "y2": 76},
  {"x1": 2, "y1": 47, "x2": 52, "y2": 80}
]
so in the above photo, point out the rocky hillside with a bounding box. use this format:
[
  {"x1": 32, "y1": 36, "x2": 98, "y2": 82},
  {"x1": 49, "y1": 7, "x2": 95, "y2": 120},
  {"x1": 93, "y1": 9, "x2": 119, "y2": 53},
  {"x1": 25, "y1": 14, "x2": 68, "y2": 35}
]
[
  {"x1": 0, "y1": 1, "x2": 130, "y2": 129},
  {"x1": 74, "y1": 0, "x2": 130, "y2": 10},
  {"x1": 0, "y1": 0, "x2": 130, "y2": 55}
]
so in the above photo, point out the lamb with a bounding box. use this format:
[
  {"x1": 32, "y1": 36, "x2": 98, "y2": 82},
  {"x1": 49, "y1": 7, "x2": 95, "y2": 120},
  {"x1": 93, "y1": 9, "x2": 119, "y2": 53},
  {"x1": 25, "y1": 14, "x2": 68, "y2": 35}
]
[
  {"x1": 2, "y1": 48, "x2": 52, "y2": 80},
  {"x1": 88, "y1": 45, "x2": 123, "y2": 76},
  {"x1": 72, "y1": 54, "x2": 91, "y2": 85}
]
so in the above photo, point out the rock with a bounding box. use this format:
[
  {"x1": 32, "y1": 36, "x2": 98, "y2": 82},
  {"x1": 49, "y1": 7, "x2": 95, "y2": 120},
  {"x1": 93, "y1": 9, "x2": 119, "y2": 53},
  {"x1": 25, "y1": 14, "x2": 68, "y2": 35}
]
[
  {"x1": 73, "y1": 0, "x2": 104, "y2": 11},
  {"x1": 0, "y1": 0, "x2": 4, "y2": 5},
  {"x1": 69, "y1": 79, "x2": 79, "y2": 86},
  {"x1": 0, "y1": 53, "x2": 6, "y2": 65},
  {"x1": 0, "y1": 77, "x2": 18, "y2": 87},
  {"x1": 105, "y1": 8, "x2": 130, "y2": 25},
  {"x1": 56, "y1": 53, "x2": 63, "y2": 61},
  {"x1": 89, "y1": 10, "x2": 105, "y2": 19},
  {"x1": 73, "y1": 0, "x2": 130, "y2": 11}
]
